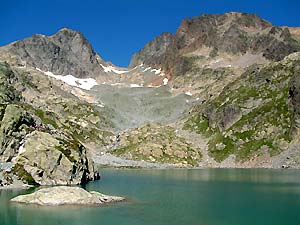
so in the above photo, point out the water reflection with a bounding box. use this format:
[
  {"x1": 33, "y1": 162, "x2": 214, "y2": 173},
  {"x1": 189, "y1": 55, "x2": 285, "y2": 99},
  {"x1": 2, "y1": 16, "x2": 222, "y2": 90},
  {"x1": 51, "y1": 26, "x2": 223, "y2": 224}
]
[{"x1": 111, "y1": 168, "x2": 300, "y2": 184}]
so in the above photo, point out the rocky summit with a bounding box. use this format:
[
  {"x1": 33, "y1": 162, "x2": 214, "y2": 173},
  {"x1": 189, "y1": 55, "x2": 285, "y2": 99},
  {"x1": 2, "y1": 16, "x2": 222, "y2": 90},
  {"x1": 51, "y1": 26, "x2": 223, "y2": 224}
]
[
  {"x1": 0, "y1": 28, "x2": 104, "y2": 79},
  {"x1": 1, "y1": 12, "x2": 300, "y2": 188},
  {"x1": 130, "y1": 12, "x2": 300, "y2": 76}
]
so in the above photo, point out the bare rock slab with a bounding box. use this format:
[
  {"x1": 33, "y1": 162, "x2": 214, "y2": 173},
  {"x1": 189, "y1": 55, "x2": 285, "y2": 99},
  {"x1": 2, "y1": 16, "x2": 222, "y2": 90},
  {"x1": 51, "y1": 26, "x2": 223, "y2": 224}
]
[{"x1": 10, "y1": 186, "x2": 124, "y2": 206}]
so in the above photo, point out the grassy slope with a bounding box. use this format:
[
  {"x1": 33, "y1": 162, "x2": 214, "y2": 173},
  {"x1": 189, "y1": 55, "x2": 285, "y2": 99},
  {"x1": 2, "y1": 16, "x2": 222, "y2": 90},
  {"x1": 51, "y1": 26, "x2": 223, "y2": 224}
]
[
  {"x1": 184, "y1": 54, "x2": 299, "y2": 162},
  {"x1": 112, "y1": 124, "x2": 202, "y2": 166}
]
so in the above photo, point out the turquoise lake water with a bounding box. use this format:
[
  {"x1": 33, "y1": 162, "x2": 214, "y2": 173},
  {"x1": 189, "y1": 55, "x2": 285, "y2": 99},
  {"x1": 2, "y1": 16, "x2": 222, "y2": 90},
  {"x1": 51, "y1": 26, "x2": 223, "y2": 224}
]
[{"x1": 1, "y1": 169, "x2": 300, "y2": 225}]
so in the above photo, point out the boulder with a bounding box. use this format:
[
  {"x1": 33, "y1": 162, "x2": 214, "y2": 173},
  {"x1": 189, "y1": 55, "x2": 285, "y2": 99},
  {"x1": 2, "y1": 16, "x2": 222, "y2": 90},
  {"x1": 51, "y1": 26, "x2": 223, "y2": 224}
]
[
  {"x1": 10, "y1": 186, "x2": 124, "y2": 206},
  {"x1": 12, "y1": 131, "x2": 97, "y2": 185},
  {"x1": 203, "y1": 104, "x2": 242, "y2": 131}
]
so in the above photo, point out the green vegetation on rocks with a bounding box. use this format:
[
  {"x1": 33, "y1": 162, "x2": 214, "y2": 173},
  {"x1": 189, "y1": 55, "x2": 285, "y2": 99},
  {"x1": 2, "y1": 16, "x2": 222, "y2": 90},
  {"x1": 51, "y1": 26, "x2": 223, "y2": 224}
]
[
  {"x1": 112, "y1": 124, "x2": 202, "y2": 166},
  {"x1": 184, "y1": 53, "x2": 299, "y2": 162},
  {"x1": 0, "y1": 62, "x2": 101, "y2": 185},
  {"x1": 13, "y1": 131, "x2": 97, "y2": 185},
  {"x1": 11, "y1": 163, "x2": 38, "y2": 185}
]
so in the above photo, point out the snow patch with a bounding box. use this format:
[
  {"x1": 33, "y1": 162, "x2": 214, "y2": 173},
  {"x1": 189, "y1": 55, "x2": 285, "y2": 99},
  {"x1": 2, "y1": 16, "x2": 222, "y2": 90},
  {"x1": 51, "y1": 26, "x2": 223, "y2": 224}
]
[
  {"x1": 130, "y1": 84, "x2": 144, "y2": 88},
  {"x1": 163, "y1": 78, "x2": 169, "y2": 85},
  {"x1": 18, "y1": 145, "x2": 26, "y2": 154},
  {"x1": 36, "y1": 68, "x2": 98, "y2": 90},
  {"x1": 151, "y1": 68, "x2": 162, "y2": 75},
  {"x1": 142, "y1": 66, "x2": 165, "y2": 76},
  {"x1": 143, "y1": 67, "x2": 152, "y2": 72},
  {"x1": 159, "y1": 72, "x2": 165, "y2": 77},
  {"x1": 100, "y1": 64, "x2": 128, "y2": 74},
  {"x1": 35, "y1": 67, "x2": 43, "y2": 73},
  {"x1": 110, "y1": 83, "x2": 123, "y2": 86},
  {"x1": 147, "y1": 84, "x2": 159, "y2": 88},
  {"x1": 185, "y1": 92, "x2": 193, "y2": 96}
]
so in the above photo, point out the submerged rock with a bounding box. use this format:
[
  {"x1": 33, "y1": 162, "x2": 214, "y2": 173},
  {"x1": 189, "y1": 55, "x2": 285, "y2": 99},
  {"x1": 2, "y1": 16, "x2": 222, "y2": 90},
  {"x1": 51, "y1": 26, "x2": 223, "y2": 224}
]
[{"x1": 10, "y1": 186, "x2": 125, "y2": 206}]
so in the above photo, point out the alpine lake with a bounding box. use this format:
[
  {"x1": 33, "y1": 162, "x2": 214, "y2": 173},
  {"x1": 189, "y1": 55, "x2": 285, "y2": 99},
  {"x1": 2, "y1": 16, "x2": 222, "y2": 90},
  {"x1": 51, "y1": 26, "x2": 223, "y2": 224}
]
[{"x1": 1, "y1": 168, "x2": 300, "y2": 225}]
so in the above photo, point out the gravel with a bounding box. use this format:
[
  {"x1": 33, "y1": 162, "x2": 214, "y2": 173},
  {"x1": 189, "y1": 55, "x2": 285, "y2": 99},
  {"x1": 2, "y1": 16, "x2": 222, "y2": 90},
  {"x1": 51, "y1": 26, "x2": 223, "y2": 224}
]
[{"x1": 93, "y1": 153, "x2": 177, "y2": 169}]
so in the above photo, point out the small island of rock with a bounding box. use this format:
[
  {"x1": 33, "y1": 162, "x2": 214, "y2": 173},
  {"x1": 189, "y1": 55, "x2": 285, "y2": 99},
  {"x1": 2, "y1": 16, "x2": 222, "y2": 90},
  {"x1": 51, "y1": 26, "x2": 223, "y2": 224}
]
[{"x1": 10, "y1": 186, "x2": 125, "y2": 206}]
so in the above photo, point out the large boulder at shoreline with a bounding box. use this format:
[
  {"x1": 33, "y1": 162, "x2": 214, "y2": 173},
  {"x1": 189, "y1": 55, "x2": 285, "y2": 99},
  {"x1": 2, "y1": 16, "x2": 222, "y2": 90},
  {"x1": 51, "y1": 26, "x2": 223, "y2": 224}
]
[
  {"x1": 10, "y1": 186, "x2": 125, "y2": 206},
  {"x1": 12, "y1": 131, "x2": 98, "y2": 186}
]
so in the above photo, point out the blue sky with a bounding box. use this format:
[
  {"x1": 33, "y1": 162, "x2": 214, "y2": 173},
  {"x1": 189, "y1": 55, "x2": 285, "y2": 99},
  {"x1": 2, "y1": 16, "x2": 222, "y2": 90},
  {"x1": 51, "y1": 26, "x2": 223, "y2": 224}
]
[{"x1": 1, "y1": 0, "x2": 300, "y2": 67}]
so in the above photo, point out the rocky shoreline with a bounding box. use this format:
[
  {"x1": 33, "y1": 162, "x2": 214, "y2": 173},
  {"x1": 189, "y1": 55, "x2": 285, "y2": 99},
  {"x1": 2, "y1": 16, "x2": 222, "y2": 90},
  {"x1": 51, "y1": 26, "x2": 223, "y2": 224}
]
[{"x1": 93, "y1": 152, "x2": 178, "y2": 169}]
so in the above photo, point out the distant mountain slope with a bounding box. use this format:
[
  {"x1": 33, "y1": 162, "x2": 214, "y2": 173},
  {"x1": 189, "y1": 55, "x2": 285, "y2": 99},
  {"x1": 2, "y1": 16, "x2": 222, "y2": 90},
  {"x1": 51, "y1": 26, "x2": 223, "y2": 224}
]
[
  {"x1": 182, "y1": 52, "x2": 300, "y2": 167},
  {"x1": 1, "y1": 12, "x2": 300, "y2": 173},
  {"x1": 130, "y1": 12, "x2": 300, "y2": 78},
  {"x1": 113, "y1": 52, "x2": 300, "y2": 168},
  {"x1": 89, "y1": 85, "x2": 194, "y2": 130},
  {"x1": 0, "y1": 28, "x2": 172, "y2": 87},
  {"x1": 0, "y1": 28, "x2": 108, "y2": 78}
]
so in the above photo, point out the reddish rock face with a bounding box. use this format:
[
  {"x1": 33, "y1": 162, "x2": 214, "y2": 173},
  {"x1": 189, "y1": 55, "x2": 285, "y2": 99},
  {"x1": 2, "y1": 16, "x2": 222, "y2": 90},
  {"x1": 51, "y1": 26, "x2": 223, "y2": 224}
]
[{"x1": 130, "y1": 12, "x2": 300, "y2": 78}]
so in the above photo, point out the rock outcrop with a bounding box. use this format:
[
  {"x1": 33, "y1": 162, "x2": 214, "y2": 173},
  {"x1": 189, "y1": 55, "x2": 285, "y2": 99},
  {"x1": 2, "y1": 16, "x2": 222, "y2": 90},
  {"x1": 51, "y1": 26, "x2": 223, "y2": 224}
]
[
  {"x1": 0, "y1": 55, "x2": 101, "y2": 186},
  {"x1": 12, "y1": 131, "x2": 97, "y2": 185},
  {"x1": 130, "y1": 12, "x2": 300, "y2": 77},
  {"x1": 184, "y1": 52, "x2": 300, "y2": 163},
  {"x1": 112, "y1": 124, "x2": 202, "y2": 167},
  {"x1": 0, "y1": 28, "x2": 106, "y2": 79},
  {"x1": 129, "y1": 32, "x2": 172, "y2": 68},
  {"x1": 289, "y1": 64, "x2": 300, "y2": 139},
  {"x1": 0, "y1": 104, "x2": 35, "y2": 162},
  {"x1": 10, "y1": 186, "x2": 124, "y2": 206}
]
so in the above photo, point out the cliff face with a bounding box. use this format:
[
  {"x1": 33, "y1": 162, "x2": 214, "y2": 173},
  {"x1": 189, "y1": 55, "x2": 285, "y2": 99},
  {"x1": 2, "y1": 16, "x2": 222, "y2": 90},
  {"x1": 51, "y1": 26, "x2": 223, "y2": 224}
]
[
  {"x1": 0, "y1": 28, "x2": 106, "y2": 79},
  {"x1": 289, "y1": 64, "x2": 300, "y2": 139},
  {"x1": 0, "y1": 59, "x2": 104, "y2": 185},
  {"x1": 129, "y1": 32, "x2": 172, "y2": 68},
  {"x1": 130, "y1": 13, "x2": 300, "y2": 77}
]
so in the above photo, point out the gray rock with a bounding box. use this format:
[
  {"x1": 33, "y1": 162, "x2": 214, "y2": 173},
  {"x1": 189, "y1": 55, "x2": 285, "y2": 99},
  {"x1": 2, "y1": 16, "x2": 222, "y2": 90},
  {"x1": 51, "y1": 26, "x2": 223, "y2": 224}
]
[
  {"x1": 203, "y1": 104, "x2": 242, "y2": 131},
  {"x1": 289, "y1": 65, "x2": 300, "y2": 139},
  {"x1": 10, "y1": 186, "x2": 125, "y2": 206},
  {"x1": 218, "y1": 105, "x2": 242, "y2": 130},
  {"x1": 0, "y1": 104, "x2": 34, "y2": 161},
  {"x1": 12, "y1": 131, "x2": 97, "y2": 186},
  {"x1": 0, "y1": 28, "x2": 106, "y2": 79},
  {"x1": 0, "y1": 62, "x2": 22, "y2": 103},
  {"x1": 129, "y1": 32, "x2": 172, "y2": 68}
]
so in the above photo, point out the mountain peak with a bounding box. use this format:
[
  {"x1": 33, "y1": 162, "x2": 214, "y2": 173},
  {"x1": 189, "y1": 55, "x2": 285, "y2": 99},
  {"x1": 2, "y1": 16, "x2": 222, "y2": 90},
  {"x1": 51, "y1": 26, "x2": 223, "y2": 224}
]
[
  {"x1": 54, "y1": 27, "x2": 84, "y2": 38},
  {"x1": 130, "y1": 12, "x2": 299, "y2": 75},
  {"x1": 179, "y1": 12, "x2": 272, "y2": 34},
  {"x1": 58, "y1": 27, "x2": 76, "y2": 32},
  {"x1": 0, "y1": 28, "x2": 107, "y2": 78}
]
